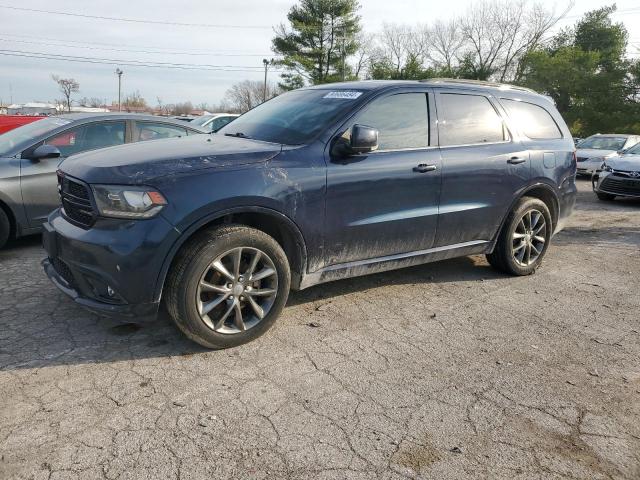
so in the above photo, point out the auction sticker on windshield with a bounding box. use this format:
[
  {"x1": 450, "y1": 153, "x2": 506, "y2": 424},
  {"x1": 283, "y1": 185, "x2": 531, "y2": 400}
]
[{"x1": 323, "y1": 91, "x2": 363, "y2": 100}]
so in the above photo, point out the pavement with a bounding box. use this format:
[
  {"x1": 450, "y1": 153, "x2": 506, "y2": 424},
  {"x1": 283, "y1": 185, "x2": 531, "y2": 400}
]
[{"x1": 1, "y1": 179, "x2": 639, "y2": 480}]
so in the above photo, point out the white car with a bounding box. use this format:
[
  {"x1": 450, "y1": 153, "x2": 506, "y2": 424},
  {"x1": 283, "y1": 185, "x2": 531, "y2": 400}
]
[
  {"x1": 576, "y1": 134, "x2": 640, "y2": 177},
  {"x1": 189, "y1": 113, "x2": 240, "y2": 133}
]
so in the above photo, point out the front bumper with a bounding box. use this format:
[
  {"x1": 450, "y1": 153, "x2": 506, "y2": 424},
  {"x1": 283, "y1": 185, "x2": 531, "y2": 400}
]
[
  {"x1": 42, "y1": 208, "x2": 180, "y2": 323},
  {"x1": 593, "y1": 171, "x2": 640, "y2": 198}
]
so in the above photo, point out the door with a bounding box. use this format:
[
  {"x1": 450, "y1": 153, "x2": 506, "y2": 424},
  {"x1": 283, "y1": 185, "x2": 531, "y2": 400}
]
[
  {"x1": 433, "y1": 90, "x2": 530, "y2": 247},
  {"x1": 324, "y1": 90, "x2": 442, "y2": 266},
  {"x1": 20, "y1": 120, "x2": 126, "y2": 227}
]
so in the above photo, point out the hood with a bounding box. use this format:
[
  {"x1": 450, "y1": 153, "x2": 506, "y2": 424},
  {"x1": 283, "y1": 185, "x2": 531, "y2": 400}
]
[
  {"x1": 605, "y1": 154, "x2": 640, "y2": 172},
  {"x1": 60, "y1": 134, "x2": 282, "y2": 184},
  {"x1": 575, "y1": 148, "x2": 617, "y2": 160}
]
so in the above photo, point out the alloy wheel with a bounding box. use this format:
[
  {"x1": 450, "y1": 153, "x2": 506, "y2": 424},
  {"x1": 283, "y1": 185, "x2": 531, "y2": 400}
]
[
  {"x1": 196, "y1": 247, "x2": 278, "y2": 334},
  {"x1": 512, "y1": 209, "x2": 547, "y2": 267}
]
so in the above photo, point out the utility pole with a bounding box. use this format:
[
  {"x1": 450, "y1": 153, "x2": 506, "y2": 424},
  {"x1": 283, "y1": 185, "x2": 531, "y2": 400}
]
[
  {"x1": 262, "y1": 59, "x2": 274, "y2": 103},
  {"x1": 115, "y1": 68, "x2": 123, "y2": 111}
]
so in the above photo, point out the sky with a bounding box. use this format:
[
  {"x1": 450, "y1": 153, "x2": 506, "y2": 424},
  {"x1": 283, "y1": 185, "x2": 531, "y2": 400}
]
[{"x1": 0, "y1": 0, "x2": 639, "y2": 107}]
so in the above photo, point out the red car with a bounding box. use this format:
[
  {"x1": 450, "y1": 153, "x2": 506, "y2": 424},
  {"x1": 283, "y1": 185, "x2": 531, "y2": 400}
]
[{"x1": 0, "y1": 115, "x2": 46, "y2": 134}]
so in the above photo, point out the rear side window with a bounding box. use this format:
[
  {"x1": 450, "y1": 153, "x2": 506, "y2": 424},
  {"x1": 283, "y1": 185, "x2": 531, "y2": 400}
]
[
  {"x1": 135, "y1": 122, "x2": 188, "y2": 142},
  {"x1": 351, "y1": 93, "x2": 429, "y2": 150},
  {"x1": 437, "y1": 93, "x2": 506, "y2": 146},
  {"x1": 501, "y1": 98, "x2": 562, "y2": 140}
]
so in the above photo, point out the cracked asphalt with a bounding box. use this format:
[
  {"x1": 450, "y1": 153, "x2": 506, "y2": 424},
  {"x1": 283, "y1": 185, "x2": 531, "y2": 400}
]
[{"x1": 1, "y1": 179, "x2": 639, "y2": 480}]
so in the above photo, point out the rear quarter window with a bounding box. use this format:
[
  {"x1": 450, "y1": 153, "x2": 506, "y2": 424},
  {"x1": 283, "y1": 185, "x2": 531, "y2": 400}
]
[{"x1": 501, "y1": 98, "x2": 562, "y2": 140}]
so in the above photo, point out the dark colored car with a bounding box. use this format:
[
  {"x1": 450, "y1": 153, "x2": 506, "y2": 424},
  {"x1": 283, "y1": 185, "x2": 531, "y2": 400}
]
[
  {"x1": 43, "y1": 80, "x2": 577, "y2": 349},
  {"x1": 0, "y1": 113, "x2": 207, "y2": 248}
]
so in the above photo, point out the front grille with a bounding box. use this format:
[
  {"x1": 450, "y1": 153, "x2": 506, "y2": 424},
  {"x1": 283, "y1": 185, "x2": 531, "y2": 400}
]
[
  {"x1": 51, "y1": 257, "x2": 75, "y2": 286},
  {"x1": 600, "y1": 175, "x2": 640, "y2": 196},
  {"x1": 58, "y1": 172, "x2": 96, "y2": 228}
]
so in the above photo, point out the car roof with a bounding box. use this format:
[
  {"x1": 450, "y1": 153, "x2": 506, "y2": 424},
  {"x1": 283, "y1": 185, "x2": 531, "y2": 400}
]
[
  {"x1": 57, "y1": 112, "x2": 207, "y2": 131},
  {"x1": 585, "y1": 133, "x2": 633, "y2": 138},
  {"x1": 303, "y1": 78, "x2": 545, "y2": 98}
]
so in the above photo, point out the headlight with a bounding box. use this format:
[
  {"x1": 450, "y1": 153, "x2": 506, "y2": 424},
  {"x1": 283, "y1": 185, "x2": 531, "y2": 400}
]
[{"x1": 92, "y1": 185, "x2": 167, "y2": 219}]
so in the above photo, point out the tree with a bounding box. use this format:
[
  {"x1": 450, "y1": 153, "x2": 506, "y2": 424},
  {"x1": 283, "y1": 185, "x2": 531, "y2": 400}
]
[
  {"x1": 457, "y1": 0, "x2": 571, "y2": 81},
  {"x1": 520, "y1": 5, "x2": 640, "y2": 135},
  {"x1": 51, "y1": 75, "x2": 79, "y2": 112},
  {"x1": 224, "y1": 80, "x2": 280, "y2": 113},
  {"x1": 79, "y1": 97, "x2": 104, "y2": 108},
  {"x1": 122, "y1": 90, "x2": 148, "y2": 111},
  {"x1": 273, "y1": 0, "x2": 362, "y2": 89}
]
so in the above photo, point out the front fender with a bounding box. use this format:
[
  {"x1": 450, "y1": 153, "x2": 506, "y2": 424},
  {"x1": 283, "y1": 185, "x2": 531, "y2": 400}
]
[{"x1": 152, "y1": 205, "x2": 307, "y2": 302}]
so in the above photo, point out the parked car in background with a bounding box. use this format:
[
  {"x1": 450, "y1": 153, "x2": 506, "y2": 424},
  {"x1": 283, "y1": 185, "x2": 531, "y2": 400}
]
[
  {"x1": 42, "y1": 79, "x2": 576, "y2": 349},
  {"x1": 576, "y1": 134, "x2": 640, "y2": 177},
  {"x1": 189, "y1": 113, "x2": 239, "y2": 132},
  {"x1": 0, "y1": 115, "x2": 46, "y2": 134},
  {"x1": 593, "y1": 142, "x2": 640, "y2": 201},
  {"x1": 0, "y1": 113, "x2": 207, "y2": 248}
]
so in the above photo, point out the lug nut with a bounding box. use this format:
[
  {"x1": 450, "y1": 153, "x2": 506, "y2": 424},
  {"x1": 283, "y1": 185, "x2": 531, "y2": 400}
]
[
  {"x1": 229, "y1": 295, "x2": 234, "y2": 300},
  {"x1": 227, "y1": 283, "x2": 233, "y2": 289},
  {"x1": 238, "y1": 276, "x2": 244, "y2": 282}
]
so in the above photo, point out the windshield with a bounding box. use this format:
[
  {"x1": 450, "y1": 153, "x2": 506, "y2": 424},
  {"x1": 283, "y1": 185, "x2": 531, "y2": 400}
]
[
  {"x1": 218, "y1": 89, "x2": 365, "y2": 145},
  {"x1": 577, "y1": 136, "x2": 627, "y2": 151},
  {"x1": 625, "y1": 142, "x2": 640, "y2": 154},
  {"x1": 0, "y1": 117, "x2": 71, "y2": 156},
  {"x1": 190, "y1": 116, "x2": 214, "y2": 127}
]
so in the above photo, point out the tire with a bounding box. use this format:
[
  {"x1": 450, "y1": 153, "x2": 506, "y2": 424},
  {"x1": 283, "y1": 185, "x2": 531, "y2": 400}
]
[
  {"x1": 486, "y1": 196, "x2": 552, "y2": 276},
  {"x1": 0, "y1": 208, "x2": 10, "y2": 250},
  {"x1": 165, "y1": 225, "x2": 291, "y2": 349},
  {"x1": 596, "y1": 192, "x2": 616, "y2": 201}
]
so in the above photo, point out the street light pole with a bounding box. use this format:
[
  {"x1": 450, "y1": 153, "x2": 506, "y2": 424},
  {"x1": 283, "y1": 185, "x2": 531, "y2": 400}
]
[
  {"x1": 115, "y1": 68, "x2": 123, "y2": 112},
  {"x1": 262, "y1": 59, "x2": 273, "y2": 103}
]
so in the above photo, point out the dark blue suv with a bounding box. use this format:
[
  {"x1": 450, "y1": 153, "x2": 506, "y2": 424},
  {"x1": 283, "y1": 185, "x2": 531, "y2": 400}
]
[{"x1": 43, "y1": 80, "x2": 577, "y2": 349}]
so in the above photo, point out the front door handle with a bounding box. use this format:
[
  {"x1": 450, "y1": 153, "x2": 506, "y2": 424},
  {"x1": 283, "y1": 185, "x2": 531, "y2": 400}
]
[
  {"x1": 413, "y1": 164, "x2": 438, "y2": 173},
  {"x1": 507, "y1": 156, "x2": 527, "y2": 165}
]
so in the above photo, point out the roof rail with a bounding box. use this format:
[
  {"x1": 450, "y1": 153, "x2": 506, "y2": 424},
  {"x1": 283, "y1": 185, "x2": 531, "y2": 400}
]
[{"x1": 419, "y1": 78, "x2": 537, "y2": 94}]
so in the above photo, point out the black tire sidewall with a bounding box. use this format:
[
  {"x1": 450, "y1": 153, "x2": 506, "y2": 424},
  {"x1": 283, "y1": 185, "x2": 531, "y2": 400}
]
[
  {"x1": 501, "y1": 198, "x2": 552, "y2": 275},
  {"x1": 0, "y1": 209, "x2": 10, "y2": 249},
  {"x1": 172, "y1": 227, "x2": 290, "y2": 349}
]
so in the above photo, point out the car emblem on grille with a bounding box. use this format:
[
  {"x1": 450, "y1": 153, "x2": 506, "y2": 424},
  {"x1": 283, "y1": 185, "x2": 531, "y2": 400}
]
[{"x1": 630, "y1": 171, "x2": 640, "y2": 178}]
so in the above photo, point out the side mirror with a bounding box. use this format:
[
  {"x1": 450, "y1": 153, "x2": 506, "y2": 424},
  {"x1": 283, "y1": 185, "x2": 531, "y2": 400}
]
[
  {"x1": 349, "y1": 124, "x2": 379, "y2": 154},
  {"x1": 27, "y1": 144, "x2": 61, "y2": 161},
  {"x1": 616, "y1": 150, "x2": 625, "y2": 155}
]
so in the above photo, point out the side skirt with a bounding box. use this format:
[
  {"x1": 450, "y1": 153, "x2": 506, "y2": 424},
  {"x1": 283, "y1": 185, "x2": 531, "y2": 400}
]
[{"x1": 298, "y1": 240, "x2": 491, "y2": 290}]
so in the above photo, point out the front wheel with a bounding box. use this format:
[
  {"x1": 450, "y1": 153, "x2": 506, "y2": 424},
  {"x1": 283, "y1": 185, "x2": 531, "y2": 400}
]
[
  {"x1": 486, "y1": 197, "x2": 552, "y2": 276},
  {"x1": 165, "y1": 225, "x2": 291, "y2": 349}
]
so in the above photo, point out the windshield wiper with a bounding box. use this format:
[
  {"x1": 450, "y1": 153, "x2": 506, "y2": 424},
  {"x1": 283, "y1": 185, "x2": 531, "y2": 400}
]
[{"x1": 224, "y1": 132, "x2": 252, "y2": 139}]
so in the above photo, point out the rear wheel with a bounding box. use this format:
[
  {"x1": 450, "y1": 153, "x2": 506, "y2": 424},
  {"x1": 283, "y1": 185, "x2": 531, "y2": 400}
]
[
  {"x1": 0, "y1": 208, "x2": 10, "y2": 249},
  {"x1": 165, "y1": 225, "x2": 291, "y2": 349},
  {"x1": 486, "y1": 197, "x2": 552, "y2": 276},
  {"x1": 596, "y1": 192, "x2": 616, "y2": 201}
]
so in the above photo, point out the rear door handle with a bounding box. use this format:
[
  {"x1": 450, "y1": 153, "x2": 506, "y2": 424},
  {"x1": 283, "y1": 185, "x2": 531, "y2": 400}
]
[
  {"x1": 507, "y1": 156, "x2": 527, "y2": 165},
  {"x1": 413, "y1": 164, "x2": 437, "y2": 173}
]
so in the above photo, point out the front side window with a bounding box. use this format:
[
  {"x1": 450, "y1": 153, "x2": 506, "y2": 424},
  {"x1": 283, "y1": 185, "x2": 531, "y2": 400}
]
[
  {"x1": 135, "y1": 122, "x2": 188, "y2": 142},
  {"x1": 501, "y1": 98, "x2": 562, "y2": 140},
  {"x1": 437, "y1": 93, "x2": 506, "y2": 146},
  {"x1": 1, "y1": 117, "x2": 71, "y2": 157},
  {"x1": 45, "y1": 121, "x2": 125, "y2": 157},
  {"x1": 349, "y1": 93, "x2": 429, "y2": 150}
]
